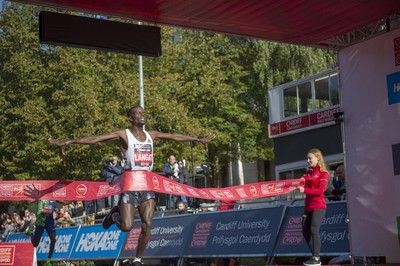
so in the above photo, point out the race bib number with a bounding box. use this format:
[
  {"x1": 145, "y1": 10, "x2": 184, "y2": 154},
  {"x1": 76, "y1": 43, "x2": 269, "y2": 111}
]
[{"x1": 42, "y1": 204, "x2": 53, "y2": 216}]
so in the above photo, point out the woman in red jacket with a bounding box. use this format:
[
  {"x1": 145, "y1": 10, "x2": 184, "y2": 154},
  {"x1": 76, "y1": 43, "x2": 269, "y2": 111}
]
[{"x1": 296, "y1": 148, "x2": 329, "y2": 266}]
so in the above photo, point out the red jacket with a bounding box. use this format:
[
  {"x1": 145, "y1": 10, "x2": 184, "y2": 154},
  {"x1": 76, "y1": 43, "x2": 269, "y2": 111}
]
[
  {"x1": 303, "y1": 166, "x2": 329, "y2": 211},
  {"x1": 217, "y1": 200, "x2": 236, "y2": 211}
]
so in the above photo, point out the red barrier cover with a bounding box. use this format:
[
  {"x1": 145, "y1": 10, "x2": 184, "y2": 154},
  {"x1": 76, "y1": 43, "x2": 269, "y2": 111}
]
[{"x1": 0, "y1": 243, "x2": 34, "y2": 266}]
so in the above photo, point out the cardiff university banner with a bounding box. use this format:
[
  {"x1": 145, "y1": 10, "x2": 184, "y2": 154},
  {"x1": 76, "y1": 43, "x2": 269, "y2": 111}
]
[
  {"x1": 274, "y1": 202, "x2": 349, "y2": 256},
  {"x1": 119, "y1": 207, "x2": 285, "y2": 258},
  {"x1": 0, "y1": 171, "x2": 303, "y2": 201}
]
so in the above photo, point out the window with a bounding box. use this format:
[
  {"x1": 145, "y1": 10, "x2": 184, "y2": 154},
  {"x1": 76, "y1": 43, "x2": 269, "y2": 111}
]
[
  {"x1": 298, "y1": 82, "x2": 312, "y2": 114},
  {"x1": 283, "y1": 86, "x2": 297, "y2": 117},
  {"x1": 330, "y1": 74, "x2": 339, "y2": 105},
  {"x1": 315, "y1": 73, "x2": 339, "y2": 109},
  {"x1": 283, "y1": 82, "x2": 312, "y2": 118},
  {"x1": 282, "y1": 72, "x2": 339, "y2": 118}
]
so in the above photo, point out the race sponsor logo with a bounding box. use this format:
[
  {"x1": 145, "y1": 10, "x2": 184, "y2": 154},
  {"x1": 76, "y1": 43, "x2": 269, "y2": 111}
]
[
  {"x1": 13, "y1": 184, "x2": 40, "y2": 197},
  {"x1": 97, "y1": 185, "x2": 110, "y2": 197},
  {"x1": 198, "y1": 189, "x2": 210, "y2": 199},
  {"x1": 0, "y1": 245, "x2": 15, "y2": 264},
  {"x1": 152, "y1": 176, "x2": 160, "y2": 189},
  {"x1": 124, "y1": 228, "x2": 141, "y2": 251},
  {"x1": 75, "y1": 230, "x2": 122, "y2": 252},
  {"x1": 235, "y1": 187, "x2": 248, "y2": 198},
  {"x1": 53, "y1": 184, "x2": 67, "y2": 197},
  {"x1": 249, "y1": 185, "x2": 258, "y2": 196},
  {"x1": 209, "y1": 190, "x2": 234, "y2": 199},
  {"x1": 190, "y1": 222, "x2": 212, "y2": 248},
  {"x1": 76, "y1": 184, "x2": 88, "y2": 197},
  {"x1": 186, "y1": 187, "x2": 200, "y2": 197},
  {"x1": 261, "y1": 182, "x2": 284, "y2": 195}
]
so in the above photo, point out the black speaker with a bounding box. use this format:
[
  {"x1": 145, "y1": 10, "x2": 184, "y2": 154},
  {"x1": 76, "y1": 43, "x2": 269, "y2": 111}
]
[{"x1": 39, "y1": 11, "x2": 161, "y2": 57}]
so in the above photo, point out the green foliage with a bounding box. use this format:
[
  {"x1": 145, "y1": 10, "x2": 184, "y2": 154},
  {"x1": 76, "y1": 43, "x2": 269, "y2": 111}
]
[{"x1": 0, "y1": 3, "x2": 336, "y2": 187}]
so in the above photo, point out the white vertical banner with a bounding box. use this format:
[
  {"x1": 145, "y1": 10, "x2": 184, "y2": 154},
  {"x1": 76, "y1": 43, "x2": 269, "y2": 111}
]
[{"x1": 339, "y1": 29, "x2": 400, "y2": 257}]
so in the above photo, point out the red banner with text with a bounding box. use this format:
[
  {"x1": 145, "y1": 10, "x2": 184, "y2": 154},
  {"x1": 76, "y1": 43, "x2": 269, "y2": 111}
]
[
  {"x1": 0, "y1": 171, "x2": 303, "y2": 201},
  {"x1": 0, "y1": 243, "x2": 34, "y2": 266}
]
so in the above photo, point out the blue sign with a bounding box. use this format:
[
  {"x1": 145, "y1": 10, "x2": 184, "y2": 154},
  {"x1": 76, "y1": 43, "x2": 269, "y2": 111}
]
[
  {"x1": 36, "y1": 226, "x2": 79, "y2": 260},
  {"x1": 69, "y1": 224, "x2": 127, "y2": 260},
  {"x1": 5, "y1": 232, "x2": 31, "y2": 243},
  {"x1": 386, "y1": 71, "x2": 400, "y2": 105},
  {"x1": 274, "y1": 202, "x2": 349, "y2": 256},
  {"x1": 183, "y1": 206, "x2": 285, "y2": 257},
  {"x1": 120, "y1": 214, "x2": 197, "y2": 259}
]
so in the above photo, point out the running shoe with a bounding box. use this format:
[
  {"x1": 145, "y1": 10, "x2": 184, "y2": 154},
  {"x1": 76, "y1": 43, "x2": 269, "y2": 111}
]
[
  {"x1": 122, "y1": 259, "x2": 143, "y2": 265},
  {"x1": 303, "y1": 256, "x2": 321, "y2": 266},
  {"x1": 102, "y1": 206, "x2": 118, "y2": 229}
]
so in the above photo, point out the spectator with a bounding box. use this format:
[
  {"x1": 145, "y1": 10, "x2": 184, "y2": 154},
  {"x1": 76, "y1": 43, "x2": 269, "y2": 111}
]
[
  {"x1": 10, "y1": 212, "x2": 23, "y2": 231},
  {"x1": 71, "y1": 201, "x2": 85, "y2": 225},
  {"x1": 84, "y1": 200, "x2": 96, "y2": 215},
  {"x1": 199, "y1": 203, "x2": 210, "y2": 213},
  {"x1": 295, "y1": 148, "x2": 329, "y2": 266},
  {"x1": 325, "y1": 164, "x2": 346, "y2": 201},
  {"x1": 58, "y1": 205, "x2": 66, "y2": 219},
  {"x1": 24, "y1": 213, "x2": 36, "y2": 236},
  {"x1": 163, "y1": 156, "x2": 190, "y2": 208},
  {"x1": 0, "y1": 212, "x2": 9, "y2": 226},
  {"x1": 0, "y1": 213, "x2": 8, "y2": 238},
  {"x1": 217, "y1": 200, "x2": 236, "y2": 211},
  {"x1": 57, "y1": 210, "x2": 76, "y2": 228},
  {"x1": 53, "y1": 207, "x2": 60, "y2": 220},
  {"x1": 13, "y1": 214, "x2": 27, "y2": 233},
  {"x1": 178, "y1": 160, "x2": 190, "y2": 206},
  {"x1": 23, "y1": 209, "x2": 31, "y2": 223},
  {"x1": 1, "y1": 218, "x2": 15, "y2": 241},
  {"x1": 176, "y1": 201, "x2": 187, "y2": 215},
  {"x1": 100, "y1": 156, "x2": 124, "y2": 208},
  {"x1": 163, "y1": 155, "x2": 180, "y2": 209},
  {"x1": 178, "y1": 160, "x2": 189, "y2": 184},
  {"x1": 30, "y1": 213, "x2": 37, "y2": 224},
  {"x1": 10, "y1": 211, "x2": 19, "y2": 221}
]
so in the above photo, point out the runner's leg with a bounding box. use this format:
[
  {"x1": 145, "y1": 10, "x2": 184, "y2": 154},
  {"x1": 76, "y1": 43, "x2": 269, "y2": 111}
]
[{"x1": 136, "y1": 199, "x2": 155, "y2": 258}]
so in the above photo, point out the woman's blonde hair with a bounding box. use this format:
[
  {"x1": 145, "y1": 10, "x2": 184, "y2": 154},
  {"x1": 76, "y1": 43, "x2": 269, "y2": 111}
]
[{"x1": 308, "y1": 148, "x2": 328, "y2": 172}]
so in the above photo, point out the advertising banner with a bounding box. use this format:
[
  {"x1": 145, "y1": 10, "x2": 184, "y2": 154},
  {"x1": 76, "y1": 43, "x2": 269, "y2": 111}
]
[
  {"x1": 36, "y1": 226, "x2": 79, "y2": 261},
  {"x1": 268, "y1": 106, "x2": 342, "y2": 138},
  {"x1": 5, "y1": 233, "x2": 31, "y2": 243},
  {"x1": 68, "y1": 224, "x2": 127, "y2": 260},
  {"x1": 119, "y1": 215, "x2": 197, "y2": 259},
  {"x1": 274, "y1": 202, "x2": 349, "y2": 256},
  {"x1": 0, "y1": 243, "x2": 34, "y2": 266},
  {"x1": 183, "y1": 206, "x2": 285, "y2": 257}
]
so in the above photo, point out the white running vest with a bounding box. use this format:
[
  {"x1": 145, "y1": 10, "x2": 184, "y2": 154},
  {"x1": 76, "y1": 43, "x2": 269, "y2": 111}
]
[{"x1": 123, "y1": 129, "x2": 154, "y2": 171}]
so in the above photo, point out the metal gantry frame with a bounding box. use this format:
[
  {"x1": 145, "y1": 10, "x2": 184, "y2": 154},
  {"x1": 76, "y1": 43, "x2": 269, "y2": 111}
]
[{"x1": 317, "y1": 14, "x2": 400, "y2": 50}]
